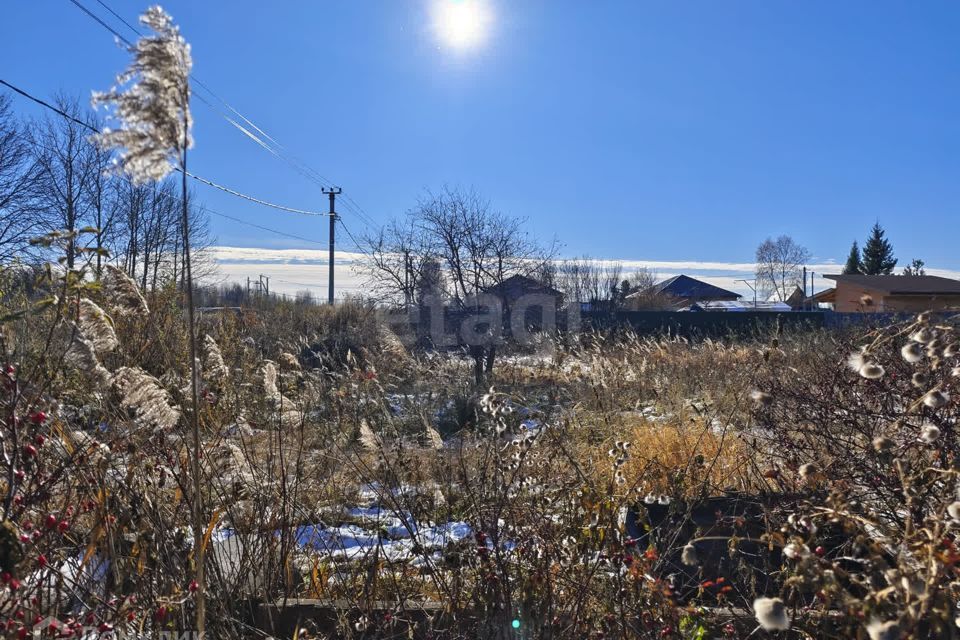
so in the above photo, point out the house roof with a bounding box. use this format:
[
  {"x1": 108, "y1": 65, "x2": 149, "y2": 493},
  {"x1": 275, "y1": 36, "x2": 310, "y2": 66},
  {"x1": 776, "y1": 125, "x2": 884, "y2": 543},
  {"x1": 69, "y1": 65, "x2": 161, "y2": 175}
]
[
  {"x1": 690, "y1": 300, "x2": 792, "y2": 312},
  {"x1": 484, "y1": 274, "x2": 562, "y2": 300},
  {"x1": 631, "y1": 274, "x2": 741, "y2": 300},
  {"x1": 811, "y1": 287, "x2": 837, "y2": 303},
  {"x1": 824, "y1": 274, "x2": 960, "y2": 295}
]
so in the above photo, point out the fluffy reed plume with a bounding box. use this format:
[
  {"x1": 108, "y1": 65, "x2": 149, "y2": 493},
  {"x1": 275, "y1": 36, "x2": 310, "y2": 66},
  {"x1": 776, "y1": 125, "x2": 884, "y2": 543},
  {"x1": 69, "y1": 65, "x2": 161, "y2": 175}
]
[
  {"x1": 423, "y1": 422, "x2": 444, "y2": 450},
  {"x1": 259, "y1": 361, "x2": 296, "y2": 411},
  {"x1": 79, "y1": 298, "x2": 119, "y2": 353},
  {"x1": 379, "y1": 324, "x2": 410, "y2": 364},
  {"x1": 112, "y1": 366, "x2": 181, "y2": 432},
  {"x1": 62, "y1": 322, "x2": 111, "y2": 386},
  {"x1": 65, "y1": 430, "x2": 111, "y2": 466},
  {"x1": 202, "y1": 334, "x2": 229, "y2": 384},
  {"x1": 91, "y1": 6, "x2": 192, "y2": 182},
  {"x1": 206, "y1": 442, "x2": 255, "y2": 500},
  {"x1": 357, "y1": 418, "x2": 379, "y2": 453},
  {"x1": 260, "y1": 361, "x2": 279, "y2": 400},
  {"x1": 101, "y1": 265, "x2": 149, "y2": 316}
]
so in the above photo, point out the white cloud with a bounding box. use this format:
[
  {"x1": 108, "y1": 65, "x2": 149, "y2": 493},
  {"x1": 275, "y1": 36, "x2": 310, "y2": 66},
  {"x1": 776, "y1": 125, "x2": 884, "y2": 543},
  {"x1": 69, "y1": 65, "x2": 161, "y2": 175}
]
[{"x1": 205, "y1": 246, "x2": 960, "y2": 300}]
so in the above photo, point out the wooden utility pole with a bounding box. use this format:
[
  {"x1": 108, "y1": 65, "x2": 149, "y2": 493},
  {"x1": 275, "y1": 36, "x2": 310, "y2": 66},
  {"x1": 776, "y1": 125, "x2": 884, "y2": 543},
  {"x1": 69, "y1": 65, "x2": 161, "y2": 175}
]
[{"x1": 322, "y1": 187, "x2": 342, "y2": 304}]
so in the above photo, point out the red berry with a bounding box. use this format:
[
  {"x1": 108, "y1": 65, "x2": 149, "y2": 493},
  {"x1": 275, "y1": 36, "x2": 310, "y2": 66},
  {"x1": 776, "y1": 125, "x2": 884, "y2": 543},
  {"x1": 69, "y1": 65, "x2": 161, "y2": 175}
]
[
  {"x1": 126, "y1": 612, "x2": 135, "y2": 622},
  {"x1": 57, "y1": 521, "x2": 69, "y2": 533},
  {"x1": 815, "y1": 546, "x2": 826, "y2": 557},
  {"x1": 22, "y1": 444, "x2": 36, "y2": 458},
  {"x1": 9, "y1": 578, "x2": 20, "y2": 591},
  {"x1": 34, "y1": 434, "x2": 45, "y2": 446},
  {"x1": 29, "y1": 412, "x2": 46, "y2": 425},
  {"x1": 17, "y1": 628, "x2": 27, "y2": 639},
  {"x1": 45, "y1": 514, "x2": 57, "y2": 529},
  {"x1": 18, "y1": 535, "x2": 29, "y2": 544},
  {"x1": 188, "y1": 579, "x2": 199, "y2": 592},
  {"x1": 37, "y1": 554, "x2": 47, "y2": 568},
  {"x1": 14, "y1": 470, "x2": 24, "y2": 481},
  {"x1": 98, "y1": 623, "x2": 113, "y2": 633},
  {"x1": 20, "y1": 521, "x2": 30, "y2": 531}
]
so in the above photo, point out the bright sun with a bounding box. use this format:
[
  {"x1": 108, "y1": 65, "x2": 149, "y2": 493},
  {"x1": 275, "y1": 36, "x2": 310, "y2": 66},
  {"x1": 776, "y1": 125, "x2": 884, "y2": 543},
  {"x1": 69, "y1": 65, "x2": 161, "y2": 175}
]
[{"x1": 432, "y1": 0, "x2": 492, "y2": 51}]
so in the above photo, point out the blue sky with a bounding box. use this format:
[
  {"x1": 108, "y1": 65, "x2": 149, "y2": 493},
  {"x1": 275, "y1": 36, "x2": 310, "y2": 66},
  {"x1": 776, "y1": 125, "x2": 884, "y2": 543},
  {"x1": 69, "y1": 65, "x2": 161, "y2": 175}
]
[{"x1": 4, "y1": 0, "x2": 959, "y2": 276}]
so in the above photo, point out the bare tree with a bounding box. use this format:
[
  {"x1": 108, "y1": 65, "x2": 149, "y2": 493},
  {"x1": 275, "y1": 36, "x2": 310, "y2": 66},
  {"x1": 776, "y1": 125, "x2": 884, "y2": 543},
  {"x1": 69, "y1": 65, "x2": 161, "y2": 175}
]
[
  {"x1": 417, "y1": 187, "x2": 548, "y2": 305},
  {"x1": 556, "y1": 257, "x2": 623, "y2": 309},
  {"x1": 31, "y1": 95, "x2": 98, "y2": 270},
  {"x1": 364, "y1": 215, "x2": 439, "y2": 308},
  {"x1": 368, "y1": 186, "x2": 555, "y2": 384},
  {"x1": 0, "y1": 93, "x2": 42, "y2": 262},
  {"x1": 621, "y1": 267, "x2": 673, "y2": 310},
  {"x1": 112, "y1": 179, "x2": 213, "y2": 290},
  {"x1": 84, "y1": 130, "x2": 120, "y2": 278},
  {"x1": 755, "y1": 235, "x2": 811, "y2": 302}
]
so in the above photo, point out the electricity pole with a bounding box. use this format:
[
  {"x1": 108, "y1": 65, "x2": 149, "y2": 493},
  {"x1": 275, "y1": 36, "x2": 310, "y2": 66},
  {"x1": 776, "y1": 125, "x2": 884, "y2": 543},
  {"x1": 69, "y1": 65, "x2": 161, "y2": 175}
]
[{"x1": 323, "y1": 187, "x2": 342, "y2": 304}]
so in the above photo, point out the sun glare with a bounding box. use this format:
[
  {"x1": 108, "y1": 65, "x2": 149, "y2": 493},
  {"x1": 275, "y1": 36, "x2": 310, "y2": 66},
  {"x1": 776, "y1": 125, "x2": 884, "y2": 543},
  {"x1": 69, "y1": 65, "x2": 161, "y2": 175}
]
[{"x1": 433, "y1": 0, "x2": 491, "y2": 51}]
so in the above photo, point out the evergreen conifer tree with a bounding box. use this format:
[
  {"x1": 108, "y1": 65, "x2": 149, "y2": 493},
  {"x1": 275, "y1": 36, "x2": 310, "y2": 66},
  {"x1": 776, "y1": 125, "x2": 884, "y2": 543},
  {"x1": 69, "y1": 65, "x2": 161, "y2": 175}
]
[
  {"x1": 861, "y1": 223, "x2": 897, "y2": 275},
  {"x1": 842, "y1": 241, "x2": 862, "y2": 274}
]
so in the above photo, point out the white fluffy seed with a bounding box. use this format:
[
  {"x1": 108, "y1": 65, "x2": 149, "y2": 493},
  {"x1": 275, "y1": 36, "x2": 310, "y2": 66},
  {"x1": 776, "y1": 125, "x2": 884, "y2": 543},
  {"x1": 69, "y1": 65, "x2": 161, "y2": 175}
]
[{"x1": 753, "y1": 597, "x2": 790, "y2": 631}]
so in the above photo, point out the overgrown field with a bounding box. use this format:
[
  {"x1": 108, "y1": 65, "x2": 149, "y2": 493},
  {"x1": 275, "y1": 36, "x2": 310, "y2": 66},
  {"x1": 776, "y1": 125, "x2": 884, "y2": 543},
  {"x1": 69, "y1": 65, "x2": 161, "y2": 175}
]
[{"x1": 1, "y1": 265, "x2": 958, "y2": 639}]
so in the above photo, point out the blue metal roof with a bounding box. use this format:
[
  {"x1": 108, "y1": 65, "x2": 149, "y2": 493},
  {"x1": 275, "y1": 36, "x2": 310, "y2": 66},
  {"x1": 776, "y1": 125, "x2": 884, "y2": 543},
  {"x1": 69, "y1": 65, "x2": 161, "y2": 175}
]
[{"x1": 651, "y1": 275, "x2": 741, "y2": 300}]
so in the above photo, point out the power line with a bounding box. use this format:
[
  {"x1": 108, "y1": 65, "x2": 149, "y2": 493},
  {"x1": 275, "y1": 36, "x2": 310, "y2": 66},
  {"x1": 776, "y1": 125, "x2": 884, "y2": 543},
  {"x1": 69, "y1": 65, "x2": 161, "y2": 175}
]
[
  {"x1": 0, "y1": 77, "x2": 325, "y2": 216},
  {"x1": 183, "y1": 172, "x2": 322, "y2": 216},
  {"x1": 92, "y1": 0, "x2": 139, "y2": 37},
  {"x1": 68, "y1": 0, "x2": 130, "y2": 45},
  {"x1": 0, "y1": 79, "x2": 95, "y2": 131},
  {"x1": 69, "y1": 0, "x2": 383, "y2": 231},
  {"x1": 204, "y1": 211, "x2": 324, "y2": 245},
  {"x1": 23, "y1": 128, "x2": 328, "y2": 247},
  {"x1": 338, "y1": 218, "x2": 369, "y2": 257}
]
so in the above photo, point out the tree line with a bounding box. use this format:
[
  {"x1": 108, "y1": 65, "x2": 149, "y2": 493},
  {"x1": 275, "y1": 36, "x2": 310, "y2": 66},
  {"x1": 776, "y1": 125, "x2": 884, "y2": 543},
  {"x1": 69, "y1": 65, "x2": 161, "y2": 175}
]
[
  {"x1": 0, "y1": 91, "x2": 212, "y2": 287},
  {"x1": 754, "y1": 222, "x2": 928, "y2": 305},
  {"x1": 843, "y1": 222, "x2": 924, "y2": 276}
]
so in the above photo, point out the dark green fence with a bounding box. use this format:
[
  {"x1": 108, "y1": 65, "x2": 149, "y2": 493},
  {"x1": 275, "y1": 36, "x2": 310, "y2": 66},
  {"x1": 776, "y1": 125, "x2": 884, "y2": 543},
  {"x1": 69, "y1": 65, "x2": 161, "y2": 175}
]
[{"x1": 580, "y1": 310, "x2": 826, "y2": 337}]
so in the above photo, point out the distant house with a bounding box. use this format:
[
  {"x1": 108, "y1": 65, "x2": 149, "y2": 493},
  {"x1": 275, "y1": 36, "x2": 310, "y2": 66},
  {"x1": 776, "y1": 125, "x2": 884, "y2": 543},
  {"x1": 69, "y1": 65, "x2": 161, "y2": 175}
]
[
  {"x1": 809, "y1": 287, "x2": 837, "y2": 310},
  {"x1": 482, "y1": 274, "x2": 564, "y2": 331},
  {"x1": 784, "y1": 286, "x2": 806, "y2": 310},
  {"x1": 483, "y1": 274, "x2": 563, "y2": 308},
  {"x1": 824, "y1": 274, "x2": 960, "y2": 312},
  {"x1": 626, "y1": 275, "x2": 740, "y2": 310}
]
